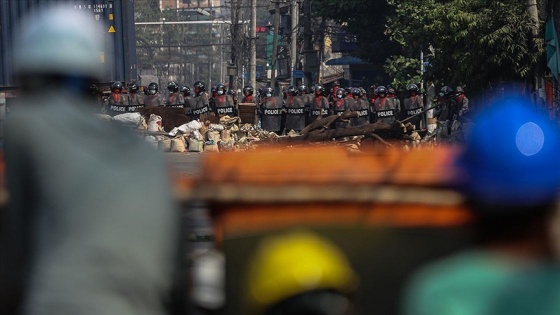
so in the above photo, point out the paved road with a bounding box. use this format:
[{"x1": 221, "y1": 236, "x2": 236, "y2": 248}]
[
  {"x1": 163, "y1": 152, "x2": 215, "y2": 254},
  {"x1": 164, "y1": 152, "x2": 204, "y2": 177}
]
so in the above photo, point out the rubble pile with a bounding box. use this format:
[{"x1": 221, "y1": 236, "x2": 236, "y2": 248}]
[{"x1": 109, "y1": 109, "x2": 431, "y2": 153}]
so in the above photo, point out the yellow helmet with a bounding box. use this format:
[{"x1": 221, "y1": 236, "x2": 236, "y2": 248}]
[{"x1": 246, "y1": 229, "x2": 358, "y2": 312}]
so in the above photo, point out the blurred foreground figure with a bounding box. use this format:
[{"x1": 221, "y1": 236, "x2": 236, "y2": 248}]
[
  {"x1": 246, "y1": 230, "x2": 358, "y2": 315},
  {"x1": 403, "y1": 96, "x2": 560, "y2": 315},
  {"x1": 0, "y1": 7, "x2": 180, "y2": 315},
  {"x1": 489, "y1": 265, "x2": 560, "y2": 315}
]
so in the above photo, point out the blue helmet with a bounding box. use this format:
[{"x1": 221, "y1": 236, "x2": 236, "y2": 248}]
[{"x1": 455, "y1": 96, "x2": 560, "y2": 209}]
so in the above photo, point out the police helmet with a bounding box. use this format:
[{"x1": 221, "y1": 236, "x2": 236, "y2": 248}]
[
  {"x1": 243, "y1": 85, "x2": 254, "y2": 95},
  {"x1": 193, "y1": 81, "x2": 206, "y2": 93},
  {"x1": 147, "y1": 82, "x2": 159, "y2": 95},
  {"x1": 455, "y1": 86, "x2": 464, "y2": 94},
  {"x1": 264, "y1": 87, "x2": 274, "y2": 98},
  {"x1": 388, "y1": 87, "x2": 396, "y2": 95},
  {"x1": 360, "y1": 87, "x2": 367, "y2": 97},
  {"x1": 287, "y1": 85, "x2": 298, "y2": 96},
  {"x1": 351, "y1": 87, "x2": 362, "y2": 97},
  {"x1": 128, "y1": 83, "x2": 139, "y2": 93},
  {"x1": 111, "y1": 81, "x2": 123, "y2": 93},
  {"x1": 377, "y1": 86, "x2": 387, "y2": 96},
  {"x1": 180, "y1": 86, "x2": 191, "y2": 96},
  {"x1": 407, "y1": 83, "x2": 419, "y2": 92},
  {"x1": 314, "y1": 84, "x2": 325, "y2": 96},
  {"x1": 333, "y1": 80, "x2": 340, "y2": 87},
  {"x1": 456, "y1": 96, "x2": 560, "y2": 209},
  {"x1": 167, "y1": 81, "x2": 179, "y2": 93},
  {"x1": 440, "y1": 86, "x2": 454, "y2": 96},
  {"x1": 336, "y1": 88, "x2": 345, "y2": 99},
  {"x1": 216, "y1": 83, "x2": 227, "y2": 95},
  {"x1": 297, "y1": 84, "x2": 308, "y2": 94}
]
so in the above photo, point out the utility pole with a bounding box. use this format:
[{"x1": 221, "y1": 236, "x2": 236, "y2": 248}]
[
  {"x1": 270, "y1": 0, "x2": 281, "y2": 92},
  {"x1": 527, "y1": 0, "x2": 541, "y2": 98},
  {"x1": 290, "y1": 0, "x2": 298, "y2": 85},
  {"x1": 250, "y1": 0, "x2": 257, "y2": 89},
  {"x1": 303, "y1": 0, "x2": 312, "y2": 86},
  {"x1": 230, "y1": 0, "x2": 242, "y2": 90}
]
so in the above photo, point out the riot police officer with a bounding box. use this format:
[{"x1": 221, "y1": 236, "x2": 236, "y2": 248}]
[
  {"x1": 127, "y1": 83, "x2": 144, "y2": 106},
  {"x1": 214, "y1": 83, "x2": 237, "y2": 118},
  {"x1": 309, "y1": 84, "x2": 330, "y2": 124},
  {"x1": 106, "y1": 81, "x2": 129, "y2": 116},
  {"x1": 180, "y1": 86, "x2": 192, "y2": 100},
  {"x1": 388, "y1": 87, "x2": 401, "y2": 115},
  {"x1": 371, "y1": 86, "x2": 398, "y2": 124},
  {"x1": 332, "y1": 88, "x2": 349, "y2": 129},
  {"x1": 328, "y1": 80, "x2": 341, "y2": 104},
  {"x1": 403, "y1": 83, "x2": 424, "y2": 129},
  {"x1": 259, "y1": 87, "x2": 284, "y2": 133},
  {"x1": 455, "y1": 86, "x2": 469, "y2": 117},
  {"x1": 166, "y1": 81, "x2": 184, "y2": 107},
  {"x1": 434, "y1": 86, "x2": 459, "y2": 139},
  {"x1": 144, "y1": 82, "x2": 165, "y2": 108},
  {"x1": 188, "y1": 81, "x2": 211, "y2": 121},
  {"x1": 242, "y1": 85, "x2": 256, "y2": 104},
  {"x1": 350, "y1": 87, "x2": 369, "y2": 127},
  {"x1": 285, "y1": 85, "x2": 306, "y2": 132}
]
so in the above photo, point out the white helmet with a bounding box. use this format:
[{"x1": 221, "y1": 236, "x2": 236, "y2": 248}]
[{"x1": 13, "y1": 5, "x2": 105, "y2": 80}]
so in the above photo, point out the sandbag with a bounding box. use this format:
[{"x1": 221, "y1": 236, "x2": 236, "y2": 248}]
[
  {"x1": 158, "y1": 138, "x2": 172, "y2": 152},
  {"x1": 219, "y1": 140, "x2": 234, "y2": 152},
  {"x1": 169, "y1": 119, "x2": 205, "y2": 136},
  {"x1": 144, "y1": 135, "x2": 159, "y2": 149},
  {"x1": 188, "y1": 138, "x2": 204, "y2": 152},
  {"x1": 204, "y1": 141, "x2": 219, "y2": 153},
  {"x1": 170, "y1": 137, "x2": 186, "y2": 152},
  {"x1": 148, "y1": 114, "x2": 163, "y2": 132},
  {"x1": 113, "y1": 112, "x2": 144, "y2": 127},
  {"x1": 207, "y1": 130, "x2": 222, "y2": 143}
]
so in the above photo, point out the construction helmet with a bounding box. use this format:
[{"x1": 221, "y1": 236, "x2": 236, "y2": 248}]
[
  {"x1": 246, "y1": 230, "x2": 358, "y2": 312},
  {"x1": 13, "y1": 6, "x2": 104, "y2": 80},
  {"x1": 455, "y1": 96, "x2": 560, "y2": 209}
]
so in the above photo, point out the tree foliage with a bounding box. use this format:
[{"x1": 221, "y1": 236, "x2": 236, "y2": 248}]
[
  {"x1": 386, "y1": 0, "x2": 544, "y2": 93},
  {"x1": 313, "y1": 0, "x2": 547, "y2": 94},
  {"x1": 312, "y1": 0, "x2": 400, "y2": 64}
]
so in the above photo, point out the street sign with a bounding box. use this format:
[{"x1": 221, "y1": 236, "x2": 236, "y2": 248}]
[{"x1": 293, "y1": 70, "x2": 304, "y2": 79}]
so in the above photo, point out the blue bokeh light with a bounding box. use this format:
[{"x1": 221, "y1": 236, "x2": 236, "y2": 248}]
[{"x1": 515, "y1": 122, "x2": 544, "y2": 156}]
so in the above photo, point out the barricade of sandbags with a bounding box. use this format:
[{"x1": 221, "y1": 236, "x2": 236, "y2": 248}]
[{"x1": 112, "y1": 112, "x2": 147, "y2": 130}]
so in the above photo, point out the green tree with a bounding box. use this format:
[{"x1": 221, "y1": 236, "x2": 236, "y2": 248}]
[
  {"x1": 386, "y1": 0, "x2": 545, "y2": 93},
  {"x1": 312, "y1": 0, "x2": 401, "y2": 65}
]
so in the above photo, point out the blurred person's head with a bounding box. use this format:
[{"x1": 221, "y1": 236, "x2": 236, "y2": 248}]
[
  {"x1": 455, "y1": 94, "x2": 560, "y2": 252},
  {"x1": 246, "y1": 229, "x2": 358, "y2": 315},
  {"x1": 13, "y1": 6, "x2": 104, "y2": 95}
]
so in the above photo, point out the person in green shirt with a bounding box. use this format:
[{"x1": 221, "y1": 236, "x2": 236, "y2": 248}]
[{"x1": 403, "y1": 94, "x2": 560, "y2": 315}]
